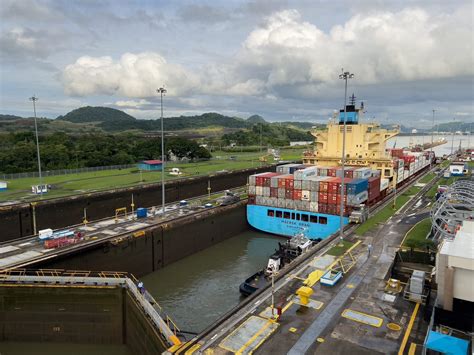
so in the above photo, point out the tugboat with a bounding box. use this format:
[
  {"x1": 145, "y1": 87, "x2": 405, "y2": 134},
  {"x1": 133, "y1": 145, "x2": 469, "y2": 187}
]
[{"x1": 239, "y1": 232, "x2": 312, "y2": 296}]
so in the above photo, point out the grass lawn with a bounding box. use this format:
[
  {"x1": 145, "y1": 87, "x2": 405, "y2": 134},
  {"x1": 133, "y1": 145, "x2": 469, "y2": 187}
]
[
  {"x1": 403, "y1": 186, "x2": 422, "y2": 196},
  {"x1": 402, "y1": 218, "x2": 435, "y2": 249},
  {"x1": 355, "y1": 194, "x2": 411, "y2": 236},
  {"x1": 326, "y1": 240, "x2": 355, "y2": 256},
  {"x1": 419, "y1": 173, "x2": 436, "y2": 184},
  {"x1": 0, "y1": 148, "x2": 304, "y2": 202},
  {"x1": 426, "y1": 176, "x2": 460, "y2": 198}
]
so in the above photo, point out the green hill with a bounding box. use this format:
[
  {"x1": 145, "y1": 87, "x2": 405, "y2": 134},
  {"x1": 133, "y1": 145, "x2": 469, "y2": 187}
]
[{"x1": 247, "y1": 115, "x2": 266, "y2": 124}]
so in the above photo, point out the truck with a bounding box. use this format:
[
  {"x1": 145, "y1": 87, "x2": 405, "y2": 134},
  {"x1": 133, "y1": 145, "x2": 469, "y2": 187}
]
[{"x1": 218, "y1": 190, "x2": 240, "y2": 206}]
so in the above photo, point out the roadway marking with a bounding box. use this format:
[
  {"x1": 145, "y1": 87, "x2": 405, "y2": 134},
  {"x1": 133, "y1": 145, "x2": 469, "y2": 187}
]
[
  {"x1": 219, "y1": 316, "x2": 278, "y2": 354},
  {"x1": 341, "y1": 309, "x2": 383, "y2": 327},
  {"x1": 289, "y1": 327, "x2": 297, "y2": 333},
  {"x1": 398, "y1": 303, "x2": 420, "y2": 355}
]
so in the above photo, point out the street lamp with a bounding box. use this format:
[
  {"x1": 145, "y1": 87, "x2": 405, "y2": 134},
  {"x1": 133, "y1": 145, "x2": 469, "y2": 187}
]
[
  {"x1": 451, "y1": 117, "x2": 455, "y2": 156},
  {"x1": 29, "y1": 95, "x2": 43, "y2": 198},
  {"x1": 430, "y1": 109, "x2": 435, "y2": 169},
  {"x1": 338, "y1": 70, "x2": 354, "y2": 243},
  {"x1": 157, "y1": 87, "x2": 167, "y2": 215}
]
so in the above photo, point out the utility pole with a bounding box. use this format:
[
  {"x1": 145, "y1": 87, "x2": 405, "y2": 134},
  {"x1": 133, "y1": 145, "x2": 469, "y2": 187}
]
[
  {"x1": 157, "y1": 87, "x2": 167, "y2": 215},
  {"x1": 338, "y1": 70, "x2": 354, "y2": 243},
  {"x1": 29, "y1": 95, "x2": 43, "y2": 198},
  {"x1": 430, "y1": 109, "x2": 435, "y2": 168},
  {"x1": 451, "y1": 117, "x2": 455, "y2": 156}
]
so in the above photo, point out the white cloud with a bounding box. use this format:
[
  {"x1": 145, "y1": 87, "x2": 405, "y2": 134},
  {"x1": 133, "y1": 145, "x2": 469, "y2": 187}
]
[
  {"x1": 115, "y1": 99, "x2": 150, "y2": 108},
  {"x1": 233, "y1": 6, "x2": 473, "y2": 92},
  {"x1": 62, "y1": 52, "x2": 200, "y2": 97},
  {"x1": 61, "y1": 6, "x2": 473, "y2": 104}
]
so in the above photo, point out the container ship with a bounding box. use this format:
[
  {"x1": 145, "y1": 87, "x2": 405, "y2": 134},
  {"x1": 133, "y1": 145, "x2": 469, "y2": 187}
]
[{"x1": 247, "y1": 96, "x2": 434, "y2": 240}]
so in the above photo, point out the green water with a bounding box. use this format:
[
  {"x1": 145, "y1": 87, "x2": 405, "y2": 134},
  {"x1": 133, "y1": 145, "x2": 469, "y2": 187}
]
[
  {"x1": 0, "y1": 343, "x2": 131, "y2": 355},
  {"x1": 142, "y1": 230, "x2": 285, "y2": 333}
]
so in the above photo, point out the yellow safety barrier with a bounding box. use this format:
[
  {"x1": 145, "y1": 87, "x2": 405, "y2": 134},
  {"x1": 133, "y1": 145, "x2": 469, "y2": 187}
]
[
  {"x1": 133, "y1": 230, "x2": 145, "y2": 238},
  {"x1": 115, "y1": 207, "x2": 127, "y2": 222},
  {"x1": 303, "y1": 270, "x2": 325, "y2": 287}
]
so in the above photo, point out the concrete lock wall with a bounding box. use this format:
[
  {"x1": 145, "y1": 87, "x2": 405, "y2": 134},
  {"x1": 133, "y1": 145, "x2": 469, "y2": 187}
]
[
  {"x1": 0, "y1": 285, "x2": 167, "y2": 353},
  {"x1": 37, "y1": 202, "x2": 248, "y2": 277},
  {"x1": 0, "y1": 165, "x2": 274, "y2": 242}
]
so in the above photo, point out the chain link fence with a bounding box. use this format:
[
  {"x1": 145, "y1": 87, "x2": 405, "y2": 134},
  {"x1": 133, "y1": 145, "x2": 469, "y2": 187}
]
[{"x1": 1, "y1": 164, "x2": 135, "y2": 180}]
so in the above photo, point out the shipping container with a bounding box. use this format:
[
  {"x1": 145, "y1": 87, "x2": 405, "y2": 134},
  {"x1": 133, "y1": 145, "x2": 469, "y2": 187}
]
[
  {"x1": 319, "y1": 192, "x2": 328, "y2": 203},
  {"x1": 294, "y1": 179, "x2": 302, "y2": 190},
  {"x1": 347, "y1": 190, "x2": 368, "y2": 206},
  {"x1": 390, "y1": 148, "x2": 404, "y2": 158},
  {"x1": 327, "y1": 167, "x2": 337, "y2": 177},
  {"x1": 293, "y1": 189, "x2": 302, "y2": 200},
  {"x1": 301, "y1": 190, "x2": 310, "y2": 201},
  {"x1": 278, "y1": 188, "x2": 285, "y2": 198},
  {"x1": 380, "y1": 178, "x2": 389, "y2": 191},
  {"x1": 309, "y1": 202, "x2": 318, "y2": 213},
  {"x1": 346, "y1": 178, "x2": 369, "y2": 195},
  {"x1": 294, "y1": 166, "x2": 318, "y2": 180},
  {"x1": 327, "y1": 193, "x2": 338, "y2": 205},
  {"x1": 248, "y1": 185, "x2": 256, "y2": 195},
  {"x1": 263, "y1": 187, "x2": 270, "y2": 197},
  {"x1": 310, "y1": 191, "x2": 319, "y2": 202},
  {"x1": 353, "y1": 167, "x2": 372, "y2": 179},
  {"x1": 270, "y1": 187, "x2": 278, "y2": 198},
  {"x1": 319, "y1": 203, "x2": 328, "y2": 214},
  {"x1": 285, "y1": 189, "x2": 293, "y2": 199},
  {"x1": 256, "y1": 186, "x2": 263, "y2": 196}
]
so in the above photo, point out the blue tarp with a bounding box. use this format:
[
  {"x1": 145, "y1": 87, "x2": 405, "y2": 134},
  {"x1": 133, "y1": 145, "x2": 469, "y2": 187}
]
[{"x1": 426, "y1": 331, "x2": 469, "y2": 355}]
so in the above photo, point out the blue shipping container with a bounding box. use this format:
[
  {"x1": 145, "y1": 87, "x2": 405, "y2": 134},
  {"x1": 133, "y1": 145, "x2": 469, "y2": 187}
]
[
  {"x1": 136, "y1": 208, "x2": 147, "y2": 218},
  {"x1": 347, "y1": 178, "x2": 368, "y2": 195}
]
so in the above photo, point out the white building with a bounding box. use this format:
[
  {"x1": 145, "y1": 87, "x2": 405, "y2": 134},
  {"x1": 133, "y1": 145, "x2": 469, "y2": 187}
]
[
  {"x1": 0, "y1": 181, "x2": 7, "y2": 191},
  {"x1": 436, "y1": 220, "x2": 474, "y2": 311},
  {"x1": 289, "y1": 141, "x2": 313, "y2": 147}
]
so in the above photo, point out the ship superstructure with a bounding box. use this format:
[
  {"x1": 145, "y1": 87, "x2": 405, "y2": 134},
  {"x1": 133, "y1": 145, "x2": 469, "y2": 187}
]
[{"x1": 303, "y1": 95, "x2": 399, "y2": 187}]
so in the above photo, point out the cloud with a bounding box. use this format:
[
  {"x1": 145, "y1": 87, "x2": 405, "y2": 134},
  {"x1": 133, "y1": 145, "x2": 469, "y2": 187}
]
[
  {"x1": 232, "y1": 7, "x2": 473, "y2": 94},
  {"x1": 62, "y1": 52, "x2": 200, "y2": 97},
  {"x1": 0, "y1": 0, "x2": 61, "y2": 22},
  {"x1": 61, "y1": 5, "x2": 473, "y2": 109},
  {"x1": 0, "y1": 27, "x2": 53, "y2": 59},
  {"x1": 178, "y1": 4, "x2": 230, "y2": 24}
]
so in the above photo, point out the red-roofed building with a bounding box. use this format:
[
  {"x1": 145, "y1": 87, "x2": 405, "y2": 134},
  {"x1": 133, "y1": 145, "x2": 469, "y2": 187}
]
[{"x1": 137, "y1": 160, "x2": 163, "y2": 171}]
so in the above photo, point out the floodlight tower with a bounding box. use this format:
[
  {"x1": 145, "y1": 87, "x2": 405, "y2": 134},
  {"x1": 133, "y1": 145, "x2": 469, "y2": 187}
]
[
  {"x1": 29, "y1": 95, "x2": 43, "y2": 197},
  {"x1": 157, "y1": 87, "x2": 167, "y2": 215},
  {"x1": 338, "y1": 70, "x2": 354, "y2": 243}
]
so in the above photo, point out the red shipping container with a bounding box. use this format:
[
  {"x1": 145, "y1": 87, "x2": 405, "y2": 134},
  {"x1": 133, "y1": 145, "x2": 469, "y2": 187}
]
[
  {"x1": 327, "y1": 168, "x2": 337, "y2": 177},
  {"x1": 293, "y1": 189, "x2": 302, "y2": 200},
  {"x1": 336, "y1": 194, "x2": 348, "y2": 205},
  {"x1": 336, "y1": 205, "x2": 352, "y2": 216},
  {"x1": 277, "y1": 174, "x2": 292, "y2": 188},
  {"x1": 270, "y1": 187, "x2": 278, "y2": 198},
  {"x1": 319, "y1": 181, "x2": 329, "y2": 192},
  {"x1": 390, "y1": 148, "x2": 404, "y2": 158},
  {"x1": 327, "y1": 193, "x2": 338, "y2": 205},
  {"x1": 319, "y1": 203, "x2": 328, "y2": 214},
  {"x1": 318, "y1": 192, "x2": 328, "y2": 203},
  {"x1": 344, "y1": 168, "x2": 354, "y2": 178},
  {"x1": 285, "y1": 177, "x2": 294, "y2": 189},
  {"x1": 327, "y1": 204, "x2": 337, "y2": 215},
  {"x1": 285, "y1": 189, "x2": 293, "y2": 199},
  {"x1": 256, "y1": 176, "x2": 264, "y2": 186}
]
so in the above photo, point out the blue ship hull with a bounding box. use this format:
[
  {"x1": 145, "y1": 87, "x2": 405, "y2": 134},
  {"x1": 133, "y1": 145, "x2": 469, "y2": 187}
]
[{"x1": 247, "y1": 205, "x2": 349, "y2": 240}]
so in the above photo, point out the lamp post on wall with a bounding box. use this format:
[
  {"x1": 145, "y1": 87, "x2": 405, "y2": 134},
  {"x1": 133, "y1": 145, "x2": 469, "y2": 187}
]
[
  {"x1": 157, "y1": 87, "x2": 167, "y2": 215},
  {"x1": 338, "y1": 70, "x2": 354, "y2": 243}
]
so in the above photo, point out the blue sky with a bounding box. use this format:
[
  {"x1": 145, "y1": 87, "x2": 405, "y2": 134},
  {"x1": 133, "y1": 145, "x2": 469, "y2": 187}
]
[{"x1": 0, "y1": 0, "x2": 472, "y2": 128}]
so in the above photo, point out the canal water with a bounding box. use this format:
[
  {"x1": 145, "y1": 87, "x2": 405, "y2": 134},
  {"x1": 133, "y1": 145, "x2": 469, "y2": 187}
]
[{"x1": 142, "y1": 229, "x2": 286, "y2": 333}]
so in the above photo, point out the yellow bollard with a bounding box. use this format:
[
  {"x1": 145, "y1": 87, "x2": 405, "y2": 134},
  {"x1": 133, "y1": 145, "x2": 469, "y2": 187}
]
[{"x1": 296, "y1": 286, "x2": 313, "y2": 306}]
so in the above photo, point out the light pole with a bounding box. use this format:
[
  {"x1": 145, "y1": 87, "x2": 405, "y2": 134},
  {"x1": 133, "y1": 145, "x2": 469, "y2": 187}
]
[
  {"x1": 450, "y1": 117, "x2": 455, "y2": 156},
  {"x1": 157, "y1": 87, "x2": 167, "y2": 215},
  {"x1": 29, "y1": 95, "x2": 43, "y2": 198},
  {"x1": 430, "y1": 109, "x2": 435, "y2": 168},
  {"x1": 338, "y1": 70, "x2": 354, "y2": 243}
]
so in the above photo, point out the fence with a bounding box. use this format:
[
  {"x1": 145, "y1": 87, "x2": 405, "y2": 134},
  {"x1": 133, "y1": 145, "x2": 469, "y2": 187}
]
[{"x1": 1, "y1": 164, "x2": 135, "y2": 180}]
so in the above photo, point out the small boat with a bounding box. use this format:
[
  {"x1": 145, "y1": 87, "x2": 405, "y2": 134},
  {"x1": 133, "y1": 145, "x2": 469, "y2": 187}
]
[{"x1": 239, "y1": 231, "x2": 312, "y2": 296}]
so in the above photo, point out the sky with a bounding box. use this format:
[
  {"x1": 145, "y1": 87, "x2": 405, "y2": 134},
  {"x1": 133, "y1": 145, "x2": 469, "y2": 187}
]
[{"x1": 0, "y1": 0, "x2": 473, "y2": 128}]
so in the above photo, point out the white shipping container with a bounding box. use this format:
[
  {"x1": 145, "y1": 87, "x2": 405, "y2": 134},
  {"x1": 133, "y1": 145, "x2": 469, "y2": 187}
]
[
  {"x1": 248, "y1": 186, "x2": 256, "y2": 195},
  {"x1": 256, "y1": 186, "x2": 263, "y2": 196},
  {"x1": 404, "y1": 170, "x2": 409, "y2": 179},
  {"x1": 301, "y1": 201, "x2": 310, "y2": 211},
  {"x1": 310, "y1": 191, "x2": 319, "y2": 202},
  {"x1": 256, "y1": 196, "x2": 263, "y2": 205},
  {"x1": 270, "y1": 176, "x2": 280, "y2": 188},
  {"x1": 347, "y1": 191, "x2": 368, "y2": 206},
  {"x1": 294, "y1": 180, "x2": 302, "y2": 189},
  {"x1": 285, "y1": 199, "x2": 295, "y2": 209},
  {"x1": 310, "y1": 202, "x2": 318, "y2": 213},
  {"x1": 294, "y1": 166, "x2": 318, "y2": 180},
  {"x1": 380, "y1": 178, "x2": 389, "y2": 191},
  {"x1": 263, "y1": 187, "x2": 270, "y2": 197},
  {"x1": 354, "y1": 167, "x2": 372, "y2": 179},
  {"x1": 277, "y1": 199, "x2": 285, "y2": 208},
  {"x1": 302, "y1": 190, "x2": 310, "y2": 201},
  {"x1": 301, "y1": 180, "x2": 311, "y2": 190},
  {"x1": 278, "y1": 188, "x2": 285, "y2": 198}
]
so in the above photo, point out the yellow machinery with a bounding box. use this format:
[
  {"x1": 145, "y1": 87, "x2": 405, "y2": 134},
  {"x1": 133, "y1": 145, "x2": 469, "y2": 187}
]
[
  {"x1": 115, "y1": 207, "x2": 127, "y2": 222},
  {"x1": 296, "y1": 286, "x2": 313, "y2": 306}
]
